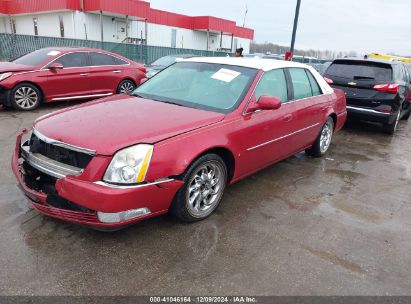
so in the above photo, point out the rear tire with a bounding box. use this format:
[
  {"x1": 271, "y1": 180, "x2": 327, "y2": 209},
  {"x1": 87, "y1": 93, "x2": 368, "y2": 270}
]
[
  {"x1": 117, "y1": 79, "x2": 136, "y2": 95},
  {"x1": 401, "y1": 110, "x2": 410, "y2": 121},
  {"x1": 169, "y1": 154, "x2": 228, "y2": 222},
  {"x1": 382, "y1": 110, "x2": 400, "y2": 135},
  {"x1": 305, "y1": 117, "x2": 334, "y2": 158},
  {"x1": 10, "y1": 83, "x2": 42, "y2": 111}
]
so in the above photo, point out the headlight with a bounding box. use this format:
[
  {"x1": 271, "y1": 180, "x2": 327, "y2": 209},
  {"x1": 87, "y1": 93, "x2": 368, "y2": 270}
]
[
  {"x1": 0, "y1": 72, "x2": 12, "y2": 81},
  {"x1": 103, "y1": 144, "x2": 154, "y2": 184}
]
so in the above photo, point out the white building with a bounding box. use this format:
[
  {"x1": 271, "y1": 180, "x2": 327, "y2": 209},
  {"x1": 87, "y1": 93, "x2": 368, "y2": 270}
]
[{"x1": 0, "y1": 0, "x2": 254, "y2": 53}]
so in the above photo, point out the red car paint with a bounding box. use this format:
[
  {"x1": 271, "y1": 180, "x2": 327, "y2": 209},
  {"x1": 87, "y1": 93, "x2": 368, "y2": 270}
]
[
  {"x1": 0, "y1": 47, "x2": 146, "y2": 107},
  {"x1": 12, "y1": 63, "x2": 347, "y2": 229}
]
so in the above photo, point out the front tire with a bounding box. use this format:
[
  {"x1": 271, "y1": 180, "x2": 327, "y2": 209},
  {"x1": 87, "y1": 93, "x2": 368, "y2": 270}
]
[
  {"x1": 170, "y1": 154, "x2": 228, "y2": 222},
  {"x1": 117, "y1": 79, "x2": 136, "y2": 95},
  {"x1": 306, "y1": 117, "x2": 334, "y2": 157},
  {"x1": 10, "y1": 83, "x2": 42, "y2": 111}
]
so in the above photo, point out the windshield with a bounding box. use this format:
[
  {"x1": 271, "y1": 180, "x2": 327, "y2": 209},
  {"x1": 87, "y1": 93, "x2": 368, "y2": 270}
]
[
  {"x1": 13, "y1": 49, "x2": 61, "y2": 66},
  {"x1": 150, "y1": 56, "x2": 180, "y2": 67},
  {"x1": 134, "y1": 62, "x2": 258, "y2": 113}
]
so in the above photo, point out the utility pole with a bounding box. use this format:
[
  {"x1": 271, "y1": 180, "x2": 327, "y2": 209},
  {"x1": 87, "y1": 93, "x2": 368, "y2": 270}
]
[{"x1": 286, "y1": 0, "x2": 301, "y2": 61}]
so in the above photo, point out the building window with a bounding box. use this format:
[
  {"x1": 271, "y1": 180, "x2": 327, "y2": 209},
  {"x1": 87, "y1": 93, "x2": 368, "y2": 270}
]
[
  {"x1": 10, "y1": 19, "x2": 16, "y2": 34},
  {"x1": 33, "y1": 18, "x2": 38, "y2": 36},
  {"x1": 59, "y1": 16, "x2": 65, "y2": 38}
]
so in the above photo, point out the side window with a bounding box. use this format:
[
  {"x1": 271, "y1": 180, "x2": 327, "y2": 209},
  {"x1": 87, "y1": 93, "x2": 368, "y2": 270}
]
[
  {"x1": 288, "y1": 68, "x2": 313, "y2": 100},
  {"x1": 254, "y1": 69, "x2": 288, "y2": 103},
  {"x1": 115, "y1": 57, "x2": 129, "y2": 65},
  {"x1": 90, "y1": 52, "x2": 118, "y2": 66},
  {"x1": 55, "y1": 52, "x2": 88, "y2": 68},
  {"x1": 306, "y1": 70, "x2": 322, "y2": 96}
]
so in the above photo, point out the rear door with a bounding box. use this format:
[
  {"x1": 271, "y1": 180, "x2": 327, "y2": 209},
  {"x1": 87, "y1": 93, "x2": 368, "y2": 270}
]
[
  {"x1": 88, "y1": 52, "x2": 129, "y2": 95},
  {"x1": 286, "y1": 67, "x2": 327, "y2": 150},
  {"x1": 45, "y1": 52, "x2": 91, "y2": 101},
  {"x1": 324, "y1": 60, "x2": 393, "y2": 109}
]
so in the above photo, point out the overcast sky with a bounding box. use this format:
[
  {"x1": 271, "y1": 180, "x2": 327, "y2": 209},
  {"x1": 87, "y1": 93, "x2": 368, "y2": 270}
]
[{"x1": 149, "y1": 0, "x2": 411, "y2": 55}]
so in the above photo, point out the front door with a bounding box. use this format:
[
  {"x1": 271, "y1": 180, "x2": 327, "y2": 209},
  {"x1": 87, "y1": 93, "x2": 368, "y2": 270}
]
[
  {"x1": 45, "y1": 52, "x2": 91, "y2": 101},
  {"x1": 233, "y1": 69, "x2": 299, "y2": 177}
]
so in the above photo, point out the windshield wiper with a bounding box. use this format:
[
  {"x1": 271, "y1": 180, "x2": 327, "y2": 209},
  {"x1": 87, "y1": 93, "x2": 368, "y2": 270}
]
[
  {"x1": 159, "y1": 100, "x2": 183, "y2": 107},
  {"x1": 132, "y1": 93, "x2": 146, "y2": 98}
]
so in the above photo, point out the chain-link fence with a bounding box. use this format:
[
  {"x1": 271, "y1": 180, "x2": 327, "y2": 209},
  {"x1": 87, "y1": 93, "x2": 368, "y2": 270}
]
[{"x1": 0, "y1": 33, "x2": 230, "y2": 64}]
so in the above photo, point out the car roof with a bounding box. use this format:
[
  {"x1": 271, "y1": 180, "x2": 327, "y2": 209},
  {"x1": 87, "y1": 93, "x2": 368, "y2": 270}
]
[
  {"x1": 333, "y1": 57, "x2": 404, "y2": 66},
  {"x1": 40, "y1": 47, "x2": 115, "y2": 53},
  {"x1": 182, "y1": 57, "x2": 311, "y2": 72}
]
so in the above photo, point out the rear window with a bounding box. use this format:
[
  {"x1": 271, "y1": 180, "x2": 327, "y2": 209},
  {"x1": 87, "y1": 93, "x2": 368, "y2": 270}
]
[{"x1": 326, "y1": 61, "x2": 392, "y2": 81}]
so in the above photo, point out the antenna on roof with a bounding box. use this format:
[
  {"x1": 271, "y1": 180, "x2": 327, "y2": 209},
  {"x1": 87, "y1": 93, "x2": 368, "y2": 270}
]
[{"x1": 242, "y1": 4, "x2": 248, "y2": 27}]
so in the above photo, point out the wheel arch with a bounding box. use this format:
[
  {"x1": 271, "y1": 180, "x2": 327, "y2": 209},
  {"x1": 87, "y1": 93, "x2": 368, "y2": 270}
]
[
  {"x1": 11, "y1": 81, "x2": 45, "y2": 101},
  {"x1": 180, "y1": 146, "x2": 236, "y2": 183},
  {"x1": 329, "y1": 112, "x2": 337, "y2": 131}
]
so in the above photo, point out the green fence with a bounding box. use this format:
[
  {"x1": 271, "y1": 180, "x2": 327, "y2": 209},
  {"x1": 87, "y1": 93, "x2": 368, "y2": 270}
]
[{"x1": 0, "y1": 33, "x2": 230, "y2": 64}]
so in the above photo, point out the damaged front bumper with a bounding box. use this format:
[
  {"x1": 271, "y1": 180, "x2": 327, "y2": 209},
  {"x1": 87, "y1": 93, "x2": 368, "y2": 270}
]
[{"x1": 11, "y1": 129, "x2": 184, "y2": 229}]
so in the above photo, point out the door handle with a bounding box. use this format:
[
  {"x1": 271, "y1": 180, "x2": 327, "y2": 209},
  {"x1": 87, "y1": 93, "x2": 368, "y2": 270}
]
[
  {"x1": 113, "y1": 70, "x2": 121, "y2": 74},
  {"x1": 80, "y1": 73, "x2": 89, "y2": 77},
  {"x1": 283, "y1": 114, "x2": 293, "y2": 122}
]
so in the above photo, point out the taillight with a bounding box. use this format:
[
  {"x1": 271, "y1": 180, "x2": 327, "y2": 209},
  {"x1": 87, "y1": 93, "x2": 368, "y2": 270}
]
[
  {"x1": 377, "y1": 108, "x2": 392, "y2": 114},
  {"x1": 323, "y1": 77, "x2": 333, "y2": 84},
  {"x1": 138, "y1": 66, "x2": 147, "y2": 74},
  {"x1": 373, "y1": 83, "x2": 399, "y2": 93}
]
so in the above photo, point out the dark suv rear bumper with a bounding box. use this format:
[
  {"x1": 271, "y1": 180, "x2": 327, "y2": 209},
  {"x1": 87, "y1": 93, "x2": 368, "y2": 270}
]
[{"x1": 346, "y1": 105, "x2": 397, "y2": 124}]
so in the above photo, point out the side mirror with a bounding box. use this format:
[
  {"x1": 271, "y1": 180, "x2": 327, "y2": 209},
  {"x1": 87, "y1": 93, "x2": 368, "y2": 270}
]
[
  {"x1": 48, "y1": 62, "x2": 63, "y2": 70},
  {"x1": 248, "y1": 96, "x2": 282, "y2": 112},
  {"x1": 140, "y1": 78, "x2": 148, "y2": 85}
]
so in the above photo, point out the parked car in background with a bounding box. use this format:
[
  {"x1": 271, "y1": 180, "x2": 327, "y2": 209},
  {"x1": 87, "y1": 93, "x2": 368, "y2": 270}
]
[
  {"x1": 145, "y1": 54, "x2": 196, "y2": 78},
  {"x1": 324, "y1": 58, "x2": 411, "y2": 134},
  {"x1": 0, "y1": 47, "x2": 146, "y2": 111},
  {"x1": 12, "y1": 57, "x2": 346, "y2": 230},
  {"x1": 263, "y1": 54, "x2": 284, "y2": 60},
  {"x1": 307, "y1": 62, "x2": 331, "y2": 75}
]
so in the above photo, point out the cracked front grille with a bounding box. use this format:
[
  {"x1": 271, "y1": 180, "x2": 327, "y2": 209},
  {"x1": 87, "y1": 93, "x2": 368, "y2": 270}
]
[{"x1": 29, "y1": 133, "x2": 93, "y2": 169}]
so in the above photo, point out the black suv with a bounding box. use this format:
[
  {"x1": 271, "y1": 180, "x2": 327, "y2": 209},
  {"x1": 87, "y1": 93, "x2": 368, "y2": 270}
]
[{"x1": 324, "y1": 58, "x2": 411, "y2": 134}]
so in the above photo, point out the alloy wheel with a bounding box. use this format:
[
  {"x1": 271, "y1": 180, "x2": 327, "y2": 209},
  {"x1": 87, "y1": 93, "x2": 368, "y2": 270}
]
[
  {"x1": 119, "y1": 81, "x2": 135, "y2": 95},
  {"x1": 186, "y1": 161, "x2": 226, "y2": 217},
  {"x1": 14, "y1": 87, "x2": 39, "y2": 109},
  {"x1": 320, "y1": 120, "x2": 334, "y2": 153}
]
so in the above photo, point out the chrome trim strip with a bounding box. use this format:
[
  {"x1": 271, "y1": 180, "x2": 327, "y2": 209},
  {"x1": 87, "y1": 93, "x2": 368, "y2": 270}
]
[
  {"x1": 32, "y1": 128, "x2": 96, "y2": 156},
  {"x1": 94, "y1": 179, "x2": 175, "y2": 189},
  {"x1": 247, "y1": 123, "x2": 321, "y2": 151},
  {"x1": 21, "y1": 146, "x2": 83, "y2": 179},
  {"x1": 346, "y1": 106, "x2": 390, "y2": 115},
  {"x1": 51, "y1": 92, "x2": 112, "y2": 101}
]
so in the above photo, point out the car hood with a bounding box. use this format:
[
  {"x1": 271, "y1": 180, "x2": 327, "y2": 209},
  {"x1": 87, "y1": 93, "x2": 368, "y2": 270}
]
[
  {"x1": 0, "y1": 62, "x2": 35, "y2": 73},
  {"x1": 34, "y1": 95, "x2": 225, "y2": 155}
]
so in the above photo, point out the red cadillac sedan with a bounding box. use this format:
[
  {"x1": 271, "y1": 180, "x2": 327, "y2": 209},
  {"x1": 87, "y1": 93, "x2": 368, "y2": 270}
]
[
  {"x1": 0, "y1": 47, "x2": 146, "y2": 110},
  {"x1": 12, "y1": 57, "x2": 347, "y2": 230}
]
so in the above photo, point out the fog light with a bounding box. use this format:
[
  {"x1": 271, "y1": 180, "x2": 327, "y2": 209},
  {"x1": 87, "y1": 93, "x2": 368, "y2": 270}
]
[{"x1": 97, "y1": 208, "x2": 151, "y2": 223}]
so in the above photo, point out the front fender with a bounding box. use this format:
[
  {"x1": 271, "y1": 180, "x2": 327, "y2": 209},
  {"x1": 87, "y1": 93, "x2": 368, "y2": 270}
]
[{"x1": 146, "y1": 122, "x2": 236, "y2": 181}]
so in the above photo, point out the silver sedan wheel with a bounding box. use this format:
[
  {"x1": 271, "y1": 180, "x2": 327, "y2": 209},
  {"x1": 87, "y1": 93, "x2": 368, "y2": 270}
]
[
  {"x1": 320, "y1": 120, "x2": 334, "y2": 154},
  {"x1": 186, "y1": 161, "x2": 226, "y2": 218},
  {"x1": 119, "y1": 81, "x2": 135, "y2": 95},
  {"x1": 14, "y1": 87, "x2": 39, "y2": 109}
]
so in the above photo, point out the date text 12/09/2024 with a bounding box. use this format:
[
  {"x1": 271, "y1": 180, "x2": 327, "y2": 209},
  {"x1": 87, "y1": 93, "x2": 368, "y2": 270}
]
[{"x1": 149, "y1": 297, "x2": 257, "y2": 303}]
